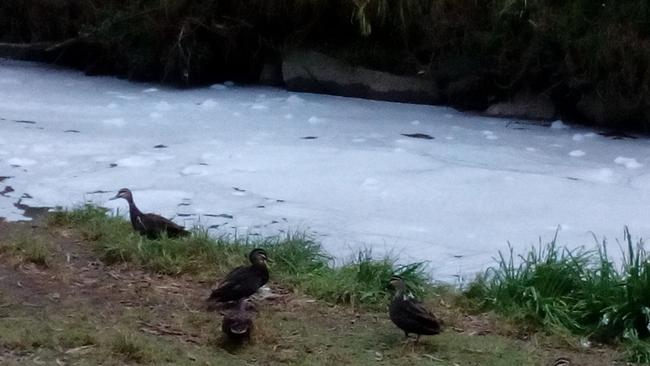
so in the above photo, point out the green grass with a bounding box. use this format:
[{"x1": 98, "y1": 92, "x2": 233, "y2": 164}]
[
  {"x1": 466, "y1": 227, "x2": 650, "y2": 361},
  {"x1": 0, "y1": 231, "x2": 50, "y2": 267},
  {"x1": 47, "y1": 205, "x2": 431, "y2": 309}
]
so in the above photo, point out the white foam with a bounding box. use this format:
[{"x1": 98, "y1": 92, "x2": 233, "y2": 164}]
[
  {"x1": 614, "y1": 156, "x2": 643, "y2": 169},
  {"x1": 550, "y1": 120, "x2": 569, "y2": 129},
  {"x1": 102, "y1": 118, "x2": 125, "y2": 127},
  {"x1": 2, "y1": 60, "x2": 650, "y2": 282},
  {"x1": 7, "y1": 157, "x2": 36, "y2": 166}
]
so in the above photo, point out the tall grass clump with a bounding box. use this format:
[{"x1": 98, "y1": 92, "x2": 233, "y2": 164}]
[
  {"x1": 299, "y1": 249, "x2": 429, "y2": 309},
  {"x1": 48, "y1": 205, "x2": 429, "y2": 309},
  {"x1": 467, "y1": 227, "x2": 650, "y2": 361}
]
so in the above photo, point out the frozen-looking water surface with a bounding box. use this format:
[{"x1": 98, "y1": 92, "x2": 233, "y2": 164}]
[{"x1": 2, "y1": 60, "x2": 650, "y2": 281}]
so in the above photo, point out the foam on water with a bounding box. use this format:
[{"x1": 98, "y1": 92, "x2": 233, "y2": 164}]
[{"x1": 2, "y1": 60, "x2": 650, "y2": 281}]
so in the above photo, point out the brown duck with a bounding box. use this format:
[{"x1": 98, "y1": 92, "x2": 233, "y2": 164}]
[
  {"x1": 208, "y1": 248, "x2": 270, "y2": 304},
  {"x1": 221, "y1": 298, "x2": 256, "y2": 340},
  {"x1": 110, "y1": 188, "x2": 190, "y2": 239},
  {"x1": 388, "y1": 275, "x2": 441, "y2": 343}
]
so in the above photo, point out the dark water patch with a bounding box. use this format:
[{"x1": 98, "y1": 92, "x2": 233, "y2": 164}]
[
  {"x1": 401, "y1": 133, "x2": 434, "y2": 140},
  {"x1": 154, "y1": 144, "x2": 167, "y2": 149},
  {"x1": 87, "y1": 190, "x2": 111, "y2": 194},
  {"x1": 178, "y1": 202, "x2": 191, "y2": 206},
  {"x1": 204, "y1": 213, "x2": 234, "y2": 219},
  {"x1": 505, "y1": 121, "x2": 529, "y2": 130},
  {"x1": 14, "y1": 119, "x2": 36, "y2": 124},
  {"x1": 109, "y1": 163, "x2": 118, "y2": 168},
  {"x1": 276, "y1": 199, "x2": 285, "y2": 203},
  {"x1": 21, "y1": 193, "x2": 33, "y2": 199},
  {"x1": 0, "y1": 186, "x2": 14, "y2": 196},
  {"x1": 176, "y1": 213, "x2": 194, "y2": 217},
  {"x1": 233, "y1": 187, "x2": 246, "y2": 192},
  {"x1": 270, "y1": 220, "x2": 279, "y2": 224},
  {"x1": 13, "y1": 200, "x2": 50, "y2": 220},
  {"x1": 199, "y1": 162, "x2": 208, "y2": 166},
  {"x1": 64, "y1": 129, "x2": 80, "y2": 133},
  {"x1": 599, "y1": 130, "x2": 637, "y2": 140},
  {"x1": 301, "y1": 136, "x2": 318, "y2": 140},
  {"x1": 565, "y1": 177, "x2": 579, "y2": 181},
  {"x1": 256, "y1": 205, "x2": 265, "y2": 209}
]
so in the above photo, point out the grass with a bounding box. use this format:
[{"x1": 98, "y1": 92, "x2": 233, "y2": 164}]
[
  {"x1": 0, "y1": 206, "x2": 633, "y2": 365},
  {"x1": 47, "y1": 204, "x2": 431, "y2": 309},
  {"x1": 466, "y1": 227, "x2": 650, "y2": 362},
  {"x1": 0, "y1": 230, "x2": 50, "y2": 267}
]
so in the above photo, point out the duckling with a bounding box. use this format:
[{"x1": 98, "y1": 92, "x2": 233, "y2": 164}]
[
  {"x1": 208, "y1": 248, "x2": 270, "y2": 304},
  {"x1": 110, "y1": 188, "x2": 190, "y2": 239},
  {"x1": 388, "y1": 275, "x2": 441, "y2": 343},
  {"x1": 221, "y1": 298, "x2": 256, "y2": 341}
]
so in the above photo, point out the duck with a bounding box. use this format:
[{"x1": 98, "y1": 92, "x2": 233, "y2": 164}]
[
  {"x1": 110, "y1": 188, "x2": 190, "y2": 239},
  {"x1": 221, "y1": 298, "x2": 256, "y2": 341},
  {"x1": 388, "y1": 275, "x2": 441, "y2": 343},
  {"x1": 208, "y1": 248, "x2": 270, "y2": 304}
]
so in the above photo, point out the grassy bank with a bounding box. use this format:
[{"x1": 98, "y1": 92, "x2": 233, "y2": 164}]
[
  {"x1": 40, "y1": 205, "x2": 650, "y2": 363},
  {"x1": 47, "y1": 205, "x2": 432, "y2": 310},
  {"x1": 1, "y1": 1, "x2": 649, "y2": 128},
  {"x1": 467, "y1": 228, "x2": 650, "y2": 362},
  {"x1": 1, "y1": 207, "x2": 608, "y2": 365}
]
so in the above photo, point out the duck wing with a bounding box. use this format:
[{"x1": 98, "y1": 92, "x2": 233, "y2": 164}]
[
  {"x1": 209, "y1": 265, "x2": 265, "y2": 302},
  {"x1": 402, "y1": 299, "x2": 441, "y2": 333},
  {"x1": 139, "y1": 213, "x2": 189, "y2": 238}
]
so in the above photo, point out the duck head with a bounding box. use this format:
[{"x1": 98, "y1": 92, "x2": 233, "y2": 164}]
[
  {"x1": 388, "y1": 275, "x2": 407, "y2": 292},
  {"x1": 110, "y1": 188, "x2": 133, "y2": 202},
  {"x1": 249, "y1": 248, "x2": 270, "y2": 267}
]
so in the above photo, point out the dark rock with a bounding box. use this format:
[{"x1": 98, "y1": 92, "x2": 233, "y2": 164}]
[
  {"x1": 109, "y1": 163, "x2": 118, "y2": 168},
  {"x1": 259, "y1": 63, "x2": 284, "y2": 86},
  {"x1": 575, "y1": 92, "x2": 649, "y2": 129},
  {"x1": 485, "y1": 93, "x2": 556, "y2": 120},
  {"x1": 445, "y1": 75, "x2": 491, "y2": 110},
  {"x1": 401, "y1": 133, "x2": 434, "y2": 140},
  {"x1": 64, "y1": 129, "x2": 80, "y2": 133},
  {"x1": 301, "y1": 136, "x2": 318, "y2": 140},
  {"x1": 13, "y1": 119, "x2": 36, "y2": 124},
  {"x1": 598, "y1": 130, "x2": 637, "y2": 139},
  {"x1": 154, "y1": 144, "x2": 167, "y2": 148},
  {"x1": 282, "y1": 50, "x2": 439, "y2": 104}
]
